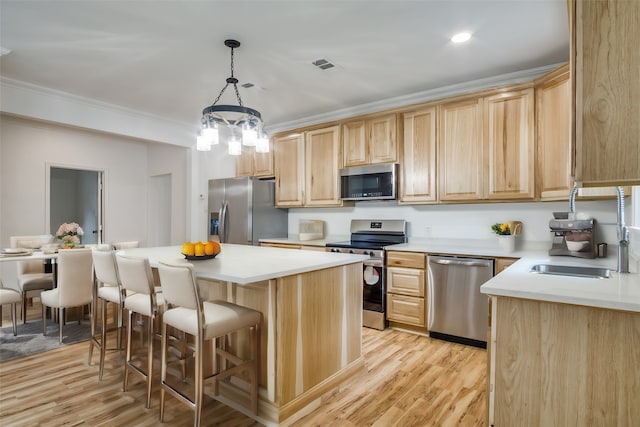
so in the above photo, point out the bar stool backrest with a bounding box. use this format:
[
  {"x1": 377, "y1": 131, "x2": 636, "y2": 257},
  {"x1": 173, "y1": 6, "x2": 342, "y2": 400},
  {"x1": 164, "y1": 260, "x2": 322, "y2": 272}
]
[
  {"x1": 92, "y1": 249, "x2": 119, "y2": 287},
  {"x1": 115, "y1": 254, "x2": 154, "y2": 296},
  {"x1": 157, "y1": 262, "x2": 200, "y2": 310}
]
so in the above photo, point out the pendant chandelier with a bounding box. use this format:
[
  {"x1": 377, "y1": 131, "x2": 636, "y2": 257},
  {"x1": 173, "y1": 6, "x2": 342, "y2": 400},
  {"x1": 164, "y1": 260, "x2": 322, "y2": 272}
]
[{"x1": 197, "y1": 39, "x2": 268, "y2": 155}]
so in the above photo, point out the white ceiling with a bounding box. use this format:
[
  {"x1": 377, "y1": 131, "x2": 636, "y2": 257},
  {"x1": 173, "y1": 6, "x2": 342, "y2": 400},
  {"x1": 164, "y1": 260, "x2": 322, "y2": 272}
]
[{"x1": 0, "y1": 0, "x2": 569, "y2": 133}]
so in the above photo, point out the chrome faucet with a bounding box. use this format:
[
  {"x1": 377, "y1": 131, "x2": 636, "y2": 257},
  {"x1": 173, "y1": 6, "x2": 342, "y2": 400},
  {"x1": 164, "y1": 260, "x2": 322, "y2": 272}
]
[
  {"x1": 616, "y1": 186, "x2": 630, "y2": 273},
  {"x1": 568, "y1": 184, "x2": 629, "y2": 272}
]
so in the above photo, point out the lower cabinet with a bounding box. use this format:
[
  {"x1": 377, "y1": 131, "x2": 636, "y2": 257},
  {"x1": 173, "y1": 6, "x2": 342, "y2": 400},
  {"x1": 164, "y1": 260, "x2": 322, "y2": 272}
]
[{"x1": 386, "y1": 251, "x2": 427, "y2": 331}]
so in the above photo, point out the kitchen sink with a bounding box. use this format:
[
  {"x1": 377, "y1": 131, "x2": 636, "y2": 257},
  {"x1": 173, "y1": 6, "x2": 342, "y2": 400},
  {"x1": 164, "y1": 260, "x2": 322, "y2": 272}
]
[{"x1": 529, "y1": 264, "x2": 612, "y2": 279}]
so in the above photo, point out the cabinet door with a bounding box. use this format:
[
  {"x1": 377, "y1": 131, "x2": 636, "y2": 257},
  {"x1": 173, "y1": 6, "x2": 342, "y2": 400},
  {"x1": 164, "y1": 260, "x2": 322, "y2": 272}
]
[
  {"x1": 495, "y1": 257, "x2": 518, "y2": 275},
  {"x1": 484, "y1": 88, "x2": 535, "y2": 200},
  {"x1": 305, "y1": 125, "x2": 342, "y2": 206},
  {"x1": 368, "y1": 113, "x2": 398, "y2": 164},
  {"x1": 438, "y1": 98, "x2": 484, "y2": 201},
  {"x1": 342, "y1": 120, "x2": 367, "y2": 167},
  {"x1": 235, "y1": 148, "x2": 255, "y2": 177},
  {"x1": 571, "y1": 0, "x2": 640, "y2": 186},
  {"x1": 387, "y1": 267, "x2": 425, "y2": 297},
  {"x1": 254, "y1": 139, "x2": 274, "y2": 177},
  {"x1": 400, "y1": 107, "x2": 437, "y2": 203},
  {"x1": 274, "y1": 133, "x2": 305, "y2": 207},
  {"x1": 386, "y1": 294, "x2": 426, "y2": 327},
  {"x1": 536, "y1": 66, "x2": 572, "y2": 200}
]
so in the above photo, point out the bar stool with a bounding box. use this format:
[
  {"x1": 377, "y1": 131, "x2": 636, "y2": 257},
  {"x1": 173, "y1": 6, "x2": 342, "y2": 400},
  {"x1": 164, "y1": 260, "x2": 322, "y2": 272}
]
[
  {"x1": 88, "y1": 248, "x2": 125, "y2": 380},
  {"x1": 116, "y1": 253, "x2": 163, "y2": 409},
  {"x1": 157, "y1": 261, "x2": 261, "y2": 427}
]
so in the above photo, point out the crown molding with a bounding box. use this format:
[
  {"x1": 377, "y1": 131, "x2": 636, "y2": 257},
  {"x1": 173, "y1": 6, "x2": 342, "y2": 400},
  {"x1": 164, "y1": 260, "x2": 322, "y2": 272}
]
[
  {"x1": 0, "y1": 77, "x2": 194, "y2": 146},
  {"x1": 266, "y1": 63, "x2": 564, "y2": 134}
]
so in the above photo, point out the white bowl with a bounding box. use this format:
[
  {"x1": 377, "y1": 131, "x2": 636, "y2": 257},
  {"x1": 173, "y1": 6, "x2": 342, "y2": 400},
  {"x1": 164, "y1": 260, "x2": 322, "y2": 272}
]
[{"x1": 566, "y1": 241, "x2": 590, "y2": 252}]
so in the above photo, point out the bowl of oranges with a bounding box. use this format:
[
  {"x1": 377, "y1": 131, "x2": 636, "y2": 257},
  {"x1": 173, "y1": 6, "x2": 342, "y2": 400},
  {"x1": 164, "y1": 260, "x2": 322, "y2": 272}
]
[{"x1": 181, "y1": 241, "x2": 221, "y2": 260}]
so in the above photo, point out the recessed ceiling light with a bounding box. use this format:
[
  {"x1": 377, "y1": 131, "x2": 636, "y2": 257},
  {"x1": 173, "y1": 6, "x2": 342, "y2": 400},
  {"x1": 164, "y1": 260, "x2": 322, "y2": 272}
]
[
  {"x1": 0, "y1": 47, "x2": 12, "y2": 56},
  {"x1": 451, "y1": 32, "x2": 472, "y2": 44}
]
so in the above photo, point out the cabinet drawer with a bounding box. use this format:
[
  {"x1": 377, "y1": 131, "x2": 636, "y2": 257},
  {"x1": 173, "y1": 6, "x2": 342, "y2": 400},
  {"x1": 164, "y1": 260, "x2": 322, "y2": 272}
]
[
  {"x1": 387, "y1": 267, "x2": 425, "y2": 297},
  {"x1": 386, "y1": 251, "x2": 425, "y2": 269},
  {"x1": 386, "y1": 294, "x2": 426, "y2": 327}
]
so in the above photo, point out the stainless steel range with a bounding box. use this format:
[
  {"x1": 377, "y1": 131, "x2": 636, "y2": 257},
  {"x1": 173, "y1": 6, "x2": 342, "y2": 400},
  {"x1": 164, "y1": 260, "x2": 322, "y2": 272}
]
[{"x1": 326, "y1": 219, "x2": 407, "y2": 330}]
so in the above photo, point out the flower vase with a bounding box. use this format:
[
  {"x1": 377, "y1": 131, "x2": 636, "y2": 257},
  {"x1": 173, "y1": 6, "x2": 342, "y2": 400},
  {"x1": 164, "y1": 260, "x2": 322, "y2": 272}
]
[{"x1": 497, "y1": 235, "x2": 516, "y2": 253}]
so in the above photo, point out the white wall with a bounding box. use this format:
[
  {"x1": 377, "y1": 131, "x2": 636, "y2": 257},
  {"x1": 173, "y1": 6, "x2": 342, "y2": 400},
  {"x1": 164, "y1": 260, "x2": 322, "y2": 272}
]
[
  {"x1": 288, "y1": 196, "x2": 636, "y2": 247},
  {"x1": 0, "y1": 114, "x2": 188, "y2": 288}
]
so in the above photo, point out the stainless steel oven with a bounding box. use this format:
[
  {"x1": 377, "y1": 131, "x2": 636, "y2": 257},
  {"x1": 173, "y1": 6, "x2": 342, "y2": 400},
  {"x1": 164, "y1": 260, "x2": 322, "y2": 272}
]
[{"x1": 326, "y1": 219, "x2": 407, "y2": 330}]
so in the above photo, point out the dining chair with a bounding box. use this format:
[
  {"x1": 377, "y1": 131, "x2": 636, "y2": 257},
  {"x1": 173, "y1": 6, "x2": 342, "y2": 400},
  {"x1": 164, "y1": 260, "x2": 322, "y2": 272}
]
[
  {"x1": 10, "y1": 235, "x2": 55, "y2": 324},
  {"x1": 89, "y1": 248, "x2": 126, "y2": 380},
  {"x1": 115, "y1": 253, "x2": 164, "y2": 409},
  {"x1": 0, "y1": 280, "x2": 22, "y2": 336},
  {"x1": 157, "y1": 261, "x2": 261, "y2": 426},
  {"x1": 40, "y1": 248, "x2": 93, "y2": 343},
  {"x1": 113, "y1": 241, "x2": 139, "y2": 250}
]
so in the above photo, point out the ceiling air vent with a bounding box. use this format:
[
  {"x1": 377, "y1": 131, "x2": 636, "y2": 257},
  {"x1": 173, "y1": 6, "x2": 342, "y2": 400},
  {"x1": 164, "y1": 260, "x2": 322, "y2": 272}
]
[
  {"x1": 312, "y1": 58, "x2": 335, "y2": 70},
  {"x1": 241, "y1": 83, "x2": 254, "y2": 88}
]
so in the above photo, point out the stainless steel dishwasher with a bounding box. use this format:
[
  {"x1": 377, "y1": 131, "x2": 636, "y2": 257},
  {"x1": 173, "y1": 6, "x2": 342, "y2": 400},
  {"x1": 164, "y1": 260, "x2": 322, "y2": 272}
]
[{"x1": 427, "y1": 255, "x2": 494, "y2": 348}]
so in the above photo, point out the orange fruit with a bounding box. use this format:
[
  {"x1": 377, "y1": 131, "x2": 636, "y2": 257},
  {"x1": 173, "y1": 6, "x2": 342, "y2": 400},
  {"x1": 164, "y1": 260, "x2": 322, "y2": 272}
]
[
  {"x1": 194, "y1": 242, "x2": 205, "y2": 256},
  {"x1": 204, "y1": 241, "x2": 214, "y2": 255},
  {"x1": 208, "y1": 241, "x2": 221, "y2": 255},
  {"x1": 182, "y1": 242, "x2": 195, "y2": 256}
]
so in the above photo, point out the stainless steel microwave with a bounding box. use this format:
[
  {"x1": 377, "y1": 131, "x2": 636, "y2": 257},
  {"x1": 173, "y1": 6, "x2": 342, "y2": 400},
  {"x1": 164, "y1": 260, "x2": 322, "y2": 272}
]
[{"x1": 340, "y1": 163, "x2": 397, "y2": 201}]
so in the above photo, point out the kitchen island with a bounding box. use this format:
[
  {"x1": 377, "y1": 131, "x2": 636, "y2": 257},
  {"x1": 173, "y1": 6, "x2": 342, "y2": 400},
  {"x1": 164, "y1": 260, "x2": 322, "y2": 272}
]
[
  {"x1": 480, "y1": 256, "x2": 640, "y2": 426},
  {"x1": 120, "y1": 245, "x2": 368, "y2": 426}
]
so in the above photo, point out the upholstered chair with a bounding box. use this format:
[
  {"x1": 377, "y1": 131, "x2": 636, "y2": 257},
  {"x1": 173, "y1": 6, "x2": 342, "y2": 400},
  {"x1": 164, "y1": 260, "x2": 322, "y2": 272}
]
[
  {"x1": 157, "y1": 261, "x2": 261, "y2": 426},
  {"x1": 0, "y1": 279, "x2": 22, "y2": 336},
  {"x1": 40, "y1": 248, "x2": 93, "y2": 343},
  {"x1": 10, "y1": 235, "x2": 55, "y2": 324},
  {"x1": 89, "y1": 248, "x2": 126, "y2": 380}
]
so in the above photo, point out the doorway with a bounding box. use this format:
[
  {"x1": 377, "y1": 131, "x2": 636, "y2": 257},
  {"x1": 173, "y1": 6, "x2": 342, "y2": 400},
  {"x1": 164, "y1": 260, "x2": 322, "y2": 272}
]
[{"x1": 49, "y1": 166, "x2": 103, "y2": 245}]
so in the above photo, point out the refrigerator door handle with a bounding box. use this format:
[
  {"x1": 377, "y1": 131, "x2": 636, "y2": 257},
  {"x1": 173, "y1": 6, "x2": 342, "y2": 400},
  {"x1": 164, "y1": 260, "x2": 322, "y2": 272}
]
[{"x1": 219, "y1": 201, "x2": 229, "y2": 243}]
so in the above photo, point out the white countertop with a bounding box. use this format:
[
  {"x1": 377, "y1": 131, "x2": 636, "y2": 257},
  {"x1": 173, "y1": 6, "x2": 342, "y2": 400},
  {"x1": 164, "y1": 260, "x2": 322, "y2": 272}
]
[
  {"x1": 480, "y1": 255, "x2": 640, "y2": 312},
  {"x1": 119, "y1": 244, "x2": 368, "y2": 285},
  {"x1": 384, "y1": 237, "x2": 548, "y2": 258}
]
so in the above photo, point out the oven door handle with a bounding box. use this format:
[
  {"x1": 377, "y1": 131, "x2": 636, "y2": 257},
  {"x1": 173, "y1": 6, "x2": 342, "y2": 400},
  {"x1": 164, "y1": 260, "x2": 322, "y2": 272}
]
[{"x1": 363, "y1": 259, "x2": 383, "y2": 267}]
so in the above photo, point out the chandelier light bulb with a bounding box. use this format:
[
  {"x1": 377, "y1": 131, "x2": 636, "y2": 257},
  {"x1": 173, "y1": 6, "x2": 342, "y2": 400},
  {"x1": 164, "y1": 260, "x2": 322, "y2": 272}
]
[
  {"x1": 202, "y1": 126, "x2": 219, "y2": 145},
  {"x1": 242, "y1": 125, "x2": 258, "y2": 146},
  {"x1": 255, "y1": 133, "x2": 270, "y2": 153},
  {"x1": 196, "y1": 133, "x2": 211, "y2": 151},
  {"x1": 228, "y1": 136, "x2": 242, "y2": 156}
]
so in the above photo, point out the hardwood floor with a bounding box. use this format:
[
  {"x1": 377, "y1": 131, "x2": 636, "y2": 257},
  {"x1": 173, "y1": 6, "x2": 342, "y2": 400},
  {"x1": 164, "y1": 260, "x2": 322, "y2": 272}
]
[{"x1": 1, "y1": 301, "x2": 487, "y2": 426}]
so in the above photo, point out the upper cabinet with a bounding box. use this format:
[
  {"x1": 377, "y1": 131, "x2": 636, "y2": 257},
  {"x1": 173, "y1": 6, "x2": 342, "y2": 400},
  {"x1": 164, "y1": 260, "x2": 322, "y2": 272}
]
[
  {"x1": 274, "y1": 125, "x2": 343, "y2": 208},
  {"x1": 570, "y1": 0, "x2": 640, "y2": 186},
  {"x1": 438, "y1": 97, "x2": 484, "y2": 201},
  {"x1": 273, "y1": 133, "x2": 305, "y2": 207},
  {"x1": 535, "y1": 65, "x2": 573, "y2": 200},
  {"x1": 438, "y1": 88, "x2": 535, "y2": 202},
  {"x1": 305, "y1": 125, "x2": 342, "y2": 206},
  {"x1": 400, "y1": 107, "x2": 437, "y2": 203},
  {"x1": 235, "y1": 141, "x2": 274, "y2": 178},
  {"x1": 343, "y1": 113, "x2": 399, "y2": 167},
  {"x1": 484, "y1": 88, "x2": 535, "y2": 200}
]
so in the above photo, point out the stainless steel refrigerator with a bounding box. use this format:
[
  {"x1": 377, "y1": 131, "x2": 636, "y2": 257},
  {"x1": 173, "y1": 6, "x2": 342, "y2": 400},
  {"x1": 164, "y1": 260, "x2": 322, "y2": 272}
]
[{"x1": 207, "y1": 177, "x2": 288, "y2": 245}]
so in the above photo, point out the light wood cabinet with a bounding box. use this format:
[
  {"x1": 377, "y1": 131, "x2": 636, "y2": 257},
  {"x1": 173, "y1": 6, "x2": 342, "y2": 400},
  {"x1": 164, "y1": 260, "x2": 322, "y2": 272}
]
[
  {"x1": 274, "y1": 126, "x2": 342, "y2": 208},
  {"x1": 273, "y1": 133, "x2": 305, "y2": 207},
  {"x1": 235, "y1": 142, "x2": 274, "y2": 178},
  {"x1": 488, "y1": 296, "x2": 640, "y2": 426},
  {"x1": 535, "y1": 64, "x2": 573, "y2": 200},
  {"x1": 386, "y1": 251, "x2": 427, "y2": 329},
  {"x1": 260, "y1": 242, "x2": 302, "y2": 249},
  {"x1": 399, "y1": 107, "x2": 437, "y2": 203},
  {"x1": 570, "y1": 0, "x2": 640, "y2": 186},
  {"x1": 494, "y1": 257, "x2": 518, "y2": 275},
  {"x1": 438, "y1": 98, "x2": 484, "y2": 201},
  {"x1": 439, "y1": 88, "x2": 535, "y2": 202},
  {"x1": 484, "y1": 88, "x2": 535, "y2": 200},
  {"x1": 305, "y1": 125, "x2": 342, "y2": 206},
  {"x1": 343, "y1": 113, "x2": 399, "y2": 167}
]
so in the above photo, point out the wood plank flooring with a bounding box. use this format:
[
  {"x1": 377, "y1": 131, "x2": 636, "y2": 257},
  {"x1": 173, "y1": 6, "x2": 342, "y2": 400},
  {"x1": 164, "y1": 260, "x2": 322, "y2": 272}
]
[{"x1": 1, "y1": 301, "x2": 486, "y2": 426}]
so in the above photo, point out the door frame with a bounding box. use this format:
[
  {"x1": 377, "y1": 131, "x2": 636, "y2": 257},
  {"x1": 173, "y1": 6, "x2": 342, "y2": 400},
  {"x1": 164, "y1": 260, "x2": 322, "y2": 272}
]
[{"x1": 45, "y1": 162, "x2": 106, "y2": 244}]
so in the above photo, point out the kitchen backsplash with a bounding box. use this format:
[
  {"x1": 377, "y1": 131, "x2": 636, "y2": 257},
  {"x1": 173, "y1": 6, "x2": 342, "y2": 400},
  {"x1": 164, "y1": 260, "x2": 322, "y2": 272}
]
[{"x1": 288, "y1": 197, "x2": 637, "y2": 247}]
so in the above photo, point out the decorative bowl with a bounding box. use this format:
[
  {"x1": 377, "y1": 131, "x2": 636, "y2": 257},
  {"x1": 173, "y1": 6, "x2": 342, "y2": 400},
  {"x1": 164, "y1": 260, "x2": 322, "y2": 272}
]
[{"x1": 183, "y1": 253, "x2": 217, "y2": 260}]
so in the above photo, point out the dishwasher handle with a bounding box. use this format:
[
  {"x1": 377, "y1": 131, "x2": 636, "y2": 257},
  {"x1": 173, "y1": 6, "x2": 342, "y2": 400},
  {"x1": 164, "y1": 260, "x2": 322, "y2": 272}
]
[{"x1": 430, "y1": 258, "x2": 493, "y2": 268}]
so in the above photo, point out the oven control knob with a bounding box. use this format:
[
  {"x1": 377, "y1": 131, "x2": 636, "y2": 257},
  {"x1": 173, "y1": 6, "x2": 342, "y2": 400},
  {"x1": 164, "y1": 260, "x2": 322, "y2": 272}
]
[{"x1": 349, "y1": 249, "x2": 355, "y2": 254}]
